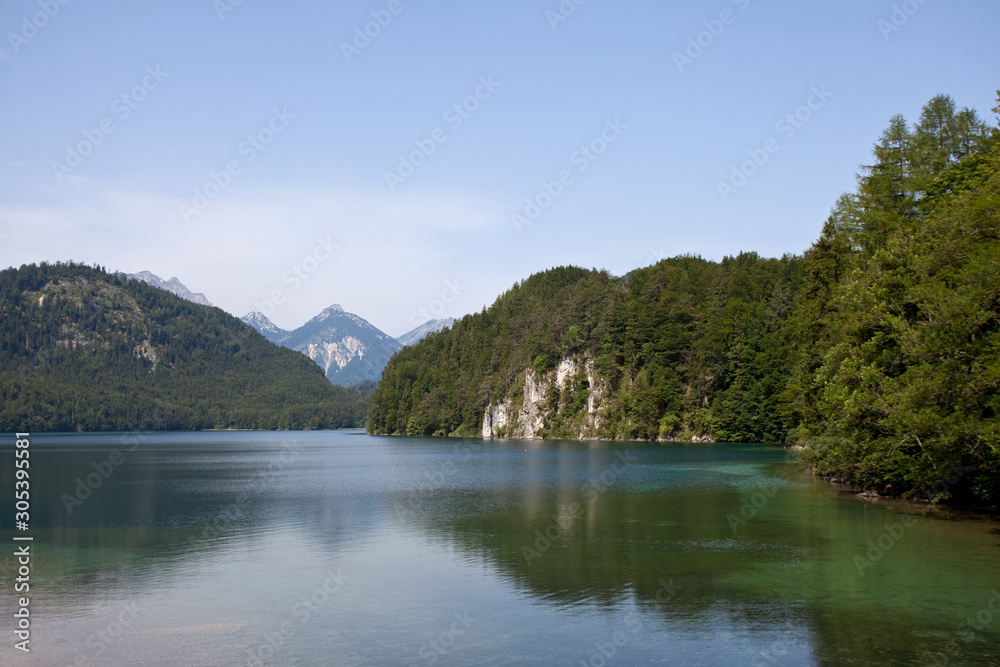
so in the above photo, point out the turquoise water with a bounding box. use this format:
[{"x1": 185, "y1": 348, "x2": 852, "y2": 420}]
[{"x1": 1, "y1": 431, "x2": 998, "y2": 665}]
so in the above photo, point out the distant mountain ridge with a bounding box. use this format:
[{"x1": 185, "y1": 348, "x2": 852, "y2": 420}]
[
  {"x1": 242, "y1": 310, "x2": 289, "y2": 344},
  {"x1": 131, "y1": 270, "x2": 443, "y2": 386},
  {"x1": 397, "y1": 318, "x2": 454, "y2": 346},
  {"x1": 129, "y1": 271, "x2": 213, "y2": 307},
  {"x1": 242, "y1": 306, "x2": 402, "y2": 386}
]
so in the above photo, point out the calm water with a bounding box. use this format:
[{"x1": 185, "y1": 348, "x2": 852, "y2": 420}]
[{"x1": 1, "y1": 431, "x2": 999, "y2": 666}]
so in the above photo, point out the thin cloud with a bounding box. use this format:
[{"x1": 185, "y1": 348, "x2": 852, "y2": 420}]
[{"x1": 0, "y1": 184, "x2": 505, "y2": 333}]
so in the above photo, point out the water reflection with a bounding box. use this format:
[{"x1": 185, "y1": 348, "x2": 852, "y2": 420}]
[
  {"x1": 378, "y1": 438, "x2": 1000, "y2": 665},
  {"x1": 1, "y1": 432, "x2": 998, "y2": 665}
]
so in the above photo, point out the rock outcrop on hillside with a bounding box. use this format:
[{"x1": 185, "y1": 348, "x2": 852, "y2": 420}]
[{"x1": 481, "y1": 356, "x2": 603, "y2": 440}]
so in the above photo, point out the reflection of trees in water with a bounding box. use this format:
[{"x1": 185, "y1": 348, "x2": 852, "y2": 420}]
[
  {"x1": 5, "y1": 437, "x2": 999, "y2": 665},
  {"x1": 397, "y1": 475, "x2": 1000, "y2": 666},
  {"x1": 0, "y1": 444, "x2": 366, "y2": 606}
]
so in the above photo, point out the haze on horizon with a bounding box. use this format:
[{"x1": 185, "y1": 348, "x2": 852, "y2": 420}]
[{"x1": 1, "y1": 0, "x2": 997, "y2": 334}]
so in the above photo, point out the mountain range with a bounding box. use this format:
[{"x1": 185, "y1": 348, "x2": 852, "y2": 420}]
[
  {"x1": 128, "y1": 271, "x2": 213, "y2": 307},
  {"x1": 239, "y1": 311, "x2": 454, "y2": 386},
  {"x1": 241, "y1": 306, "x2": 402, "y2": 386},
  {"x1": 130, "y1": 271, "x2": 454, "y2": 387},
  {"x1": 396, "y1": 318, "x2": 454, "y2": 346}
]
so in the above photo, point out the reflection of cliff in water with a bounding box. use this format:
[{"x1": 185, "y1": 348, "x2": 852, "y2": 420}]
[{"x1": 390, "y1": 439, "x2": 1000, "y2": 666}]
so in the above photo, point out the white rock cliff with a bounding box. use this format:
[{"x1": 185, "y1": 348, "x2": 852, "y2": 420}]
[{"x1": 482, "y1": 355, "x2": 602, "y2": 439}]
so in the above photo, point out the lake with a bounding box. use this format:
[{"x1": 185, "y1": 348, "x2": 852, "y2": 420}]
[{"x1": 2, "y1": 431, "x2": 999, "y2": 665}]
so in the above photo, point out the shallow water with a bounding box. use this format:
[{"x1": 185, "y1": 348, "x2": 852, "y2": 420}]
[{"x1": 1, "y1": 431, "x2": 998, "y2": 665}]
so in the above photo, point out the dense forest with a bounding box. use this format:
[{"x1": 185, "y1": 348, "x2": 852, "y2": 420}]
[
  {"x1": 369, "y1": 256, "x2": 800, "y2": 444},
  {"x1": 0, "y1": 263, "x2": 368, "y2": 431},
  {"x1": 370, "y1": 92, "x2": 1000, "y2": 506}
]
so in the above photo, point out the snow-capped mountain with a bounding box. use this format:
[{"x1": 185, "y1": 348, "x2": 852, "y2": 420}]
[
  {"x1": 242, "y1": 305, "x2": 402, "y2": 386},
  {"x1": 130, "y1": 269, "x2": 403, "y2": 387}
]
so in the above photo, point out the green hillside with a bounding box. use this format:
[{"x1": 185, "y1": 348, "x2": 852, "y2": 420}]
[
  {"x1": 368, "y1": 256, "x2": 800, "y2": 444},
  {"x1": 0, "y1": 262, "x2": 368, "y2": 431}
]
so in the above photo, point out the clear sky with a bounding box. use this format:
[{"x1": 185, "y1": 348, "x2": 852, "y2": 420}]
[{"x1": 1, "y1": 0, "x2": 997, "y2": 336}]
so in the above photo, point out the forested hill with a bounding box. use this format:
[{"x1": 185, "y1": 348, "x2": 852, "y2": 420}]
[
  {"x1": 369, "y1": 256, "x2": 800, "y2": 445},
  {"x1": 0, "y1": 263, "x2": 368, "y2": 431},
  {"x1": 370, "y1": 92, "x2": 1000, "y2": 506}
]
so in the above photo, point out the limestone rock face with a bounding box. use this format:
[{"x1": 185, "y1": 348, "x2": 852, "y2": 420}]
[
  {"x1": 482, "y1": 355, "x2": 604, "y2": 439},
  {"x1": 482, "y1": 400, "x2": 511, "y2": 439},
  {"x1": 305, "y1": 336, "x2": 366, "y2": 375}
]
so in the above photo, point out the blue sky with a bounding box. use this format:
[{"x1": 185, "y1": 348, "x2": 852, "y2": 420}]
[{"x1": 1, "y1": 0, "x2": 997, "y2": 336}]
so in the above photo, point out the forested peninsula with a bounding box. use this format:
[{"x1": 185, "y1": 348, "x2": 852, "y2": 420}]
[{"x1": 369, "y1": 93, "x2": 1000, "y2": 506}]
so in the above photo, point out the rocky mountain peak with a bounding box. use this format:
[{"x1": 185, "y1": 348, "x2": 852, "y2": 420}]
[
  {"x1": 129, "y1": 271, "x2": 213, "y2": 307},
  {"x1": 319, "y1": 304, "x2": 345, "y2": 317}
]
